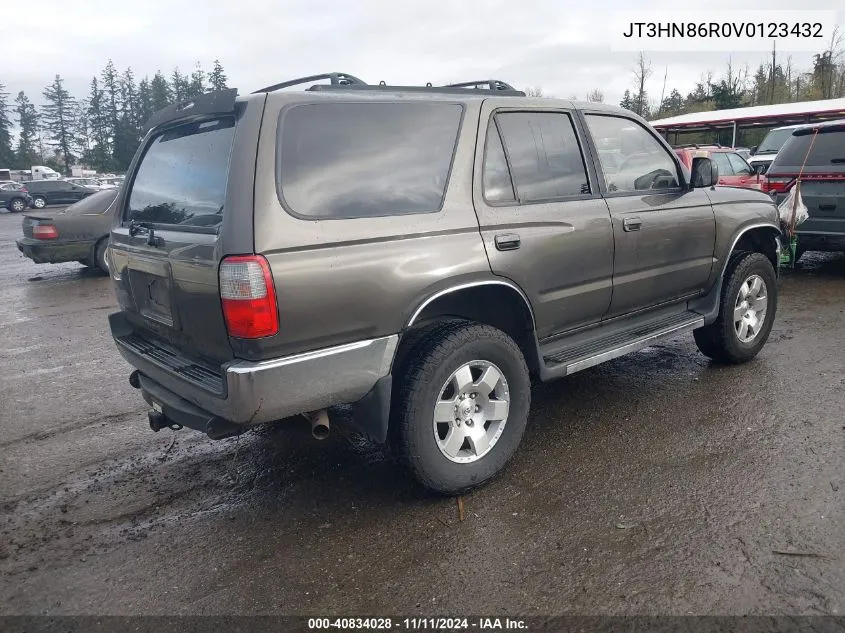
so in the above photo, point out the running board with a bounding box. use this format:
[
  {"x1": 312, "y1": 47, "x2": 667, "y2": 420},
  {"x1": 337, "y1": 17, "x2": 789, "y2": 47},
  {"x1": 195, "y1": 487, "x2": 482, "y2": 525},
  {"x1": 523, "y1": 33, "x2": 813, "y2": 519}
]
[{"x1": 540, "y1": 311, "x2": 704, "y2": 379}]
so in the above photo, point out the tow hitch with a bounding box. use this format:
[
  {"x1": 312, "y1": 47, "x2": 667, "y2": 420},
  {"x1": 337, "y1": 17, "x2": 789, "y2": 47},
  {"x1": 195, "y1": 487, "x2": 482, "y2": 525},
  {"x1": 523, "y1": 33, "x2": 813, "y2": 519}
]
[{"x1": 148, "y1": 409, "x2": 183, "y2": 432}]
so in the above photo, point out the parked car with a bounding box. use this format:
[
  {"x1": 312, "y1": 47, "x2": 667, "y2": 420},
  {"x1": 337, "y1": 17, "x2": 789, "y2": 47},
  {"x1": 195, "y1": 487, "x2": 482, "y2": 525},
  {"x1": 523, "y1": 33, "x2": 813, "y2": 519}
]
[
  {"x1": 98, "y1": 176, "x2": 124, "y2": 188},
  {"x1": 25, "y1": 179, "x2": 98, "y2": 208},
  {"x1": 109, "y1": 75, "x2": 781, "y2": 495},
  {"x1": 748, "y1": 124, "x2": 803, "y2": 174},
  {"x1": 65, "y1": 177, "x2": 113, "y2": 190},
  {"x1": 16, "y1": 188, "x2": 118, "y2": 272},
  {"x1": 1, "y1": 182, "x2": 33, "y2": 213},
  {"x1": 763, "y1": 119, "x2": 845, "y2": 257},
  {"x1": 675, "y1": 146, "x2": 766, "y2": 190}
]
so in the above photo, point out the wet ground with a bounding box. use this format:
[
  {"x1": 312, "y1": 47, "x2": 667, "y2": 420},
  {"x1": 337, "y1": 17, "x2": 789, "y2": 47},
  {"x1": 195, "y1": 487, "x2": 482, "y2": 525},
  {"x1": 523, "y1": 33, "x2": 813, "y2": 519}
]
[{"x1": 1, "y1": 207, "x2": 843, "y2": 616}]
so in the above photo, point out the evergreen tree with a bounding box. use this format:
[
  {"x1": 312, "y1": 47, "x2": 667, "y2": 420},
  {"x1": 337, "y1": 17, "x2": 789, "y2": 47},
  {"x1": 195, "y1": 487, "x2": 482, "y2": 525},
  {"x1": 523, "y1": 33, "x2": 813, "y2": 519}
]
[
  {"x1": 87, "y1": 77, "x2": 112, "y2": 172},
  {"x1": 170, "y1": 68, "x2": 189, "y2": 102},
  {"x1": 14, "y1": 91, "x2": 39, "y2": 168},
  {"x1": 101, "y1": 60, "x2": 121, "y2": 166},
  {"x1": 658, "y1": 89, "x2": 684, "y2": 117},
  {"x1": 41, "y1": 75, "x2": 77, "y2": 174},
  {"x1": 115, "y1": 68, "x2": 141, "y2": 169},
  {"x1": 150, "y1": 71, "x2": 171, "y2": 111},
  {"x1": 208, "y1": 60, "x2": 228, "y2": 91},
  {"x1": 75, "y1": 100, "x2": 92, "y2": 160},
  {"x1": 138, "y1": 77, "x2": 154, "y2": 126},
  {"x1": 619, "y1": 89, "x2": 634, "y2": 110},
  {"x1": 187, "y1": 63, "x2": 206, "y2": 98},
  {"x1": 0, "y1": 83, "x2": 13, "y2": 168}
]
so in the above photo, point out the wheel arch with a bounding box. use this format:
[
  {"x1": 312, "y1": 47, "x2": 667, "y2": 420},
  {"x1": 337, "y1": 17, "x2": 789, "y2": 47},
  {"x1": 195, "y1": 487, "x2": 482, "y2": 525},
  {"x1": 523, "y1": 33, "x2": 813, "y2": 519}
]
[{"x1": 401, "y1": 280, "x2": 540, "y2": 375}]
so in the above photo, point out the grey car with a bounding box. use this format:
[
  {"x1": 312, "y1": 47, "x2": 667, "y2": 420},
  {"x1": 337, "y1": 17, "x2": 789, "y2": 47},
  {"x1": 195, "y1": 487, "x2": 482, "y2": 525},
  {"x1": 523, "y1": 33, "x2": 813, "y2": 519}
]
[
  {"x1": 108, "y1": 73, "x2": 782, "y2": 494},
  {"x1": 1, "y1": 182, "x2": 33, "y2": 213},
  {"x1": 17, "y1": 188, "x2": 118, "y2": 272}
]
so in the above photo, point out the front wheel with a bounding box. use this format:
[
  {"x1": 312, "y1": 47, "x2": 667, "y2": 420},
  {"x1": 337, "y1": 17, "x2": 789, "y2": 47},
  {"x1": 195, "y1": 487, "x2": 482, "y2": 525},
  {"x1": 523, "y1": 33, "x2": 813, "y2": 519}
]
[
  {"x1": 9, "y1": 198, "x2": 26, "y2": 213},
  {"x1": 694, "y1": 252, "x2": 777, "y2": 364},
  {"x1": 391, "y1": 321, "x2": 531, "y2": 495},
  {"x1": 94, "y1": 239, "x2": 109, "y2": 273},
  {"x1": 32, "y1": 196, "x2": 46, "y2": 209}
]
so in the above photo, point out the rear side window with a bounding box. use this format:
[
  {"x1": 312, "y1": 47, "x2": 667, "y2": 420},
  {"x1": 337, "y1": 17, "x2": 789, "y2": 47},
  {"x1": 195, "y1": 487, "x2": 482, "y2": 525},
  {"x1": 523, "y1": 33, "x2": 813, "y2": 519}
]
[
  {"x1": 482, "y1": 120, "x2": 516, "y2": 204},
  {"x1": 774, "y1": 129, "x2": 845, "y2": 170},
  {"x1": 126, "y1": 118, "x2": 235, "y2": 228},
  {"x1": 495, "y1": 112, "x2": 590, "y2": 202},
  {"x1": 710, "y1": 152, "x2": 733, "y2": 176},
  {"x1": 727, "y1": 153, "x2": 752, "y2": 175},
  {"x1": 278, "y1": 102, "x2": 463, "y2": 219}
]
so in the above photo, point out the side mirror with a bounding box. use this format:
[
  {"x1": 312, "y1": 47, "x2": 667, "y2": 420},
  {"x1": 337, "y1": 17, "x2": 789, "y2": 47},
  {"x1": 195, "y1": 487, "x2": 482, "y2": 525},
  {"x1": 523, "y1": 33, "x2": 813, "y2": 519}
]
[
  {"x1": 750, "y1": 145, "x2": 758, "y2": 155},
  {"x1": 691, "y1": 157, "x2": 718, "y2": 188}
]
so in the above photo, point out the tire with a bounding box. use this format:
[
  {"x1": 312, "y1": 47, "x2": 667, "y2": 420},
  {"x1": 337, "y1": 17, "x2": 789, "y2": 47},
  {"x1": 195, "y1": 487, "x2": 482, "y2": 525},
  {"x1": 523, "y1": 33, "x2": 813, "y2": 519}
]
[
  {"x1": 391, "y1": 321, "x2": 531, "y2": 495},
  {"x1": 694, "y1": 252, "x2": 777, "y2": 364},
  {"x1": 94, "y1": 238, "x2": 109, "y2": 273},
  {"x1": 32, "y1": 196, "x2": 46, "y2": 209},
  {"x1": 9, "y1": 198, "x2": 26, "y2": 213}
]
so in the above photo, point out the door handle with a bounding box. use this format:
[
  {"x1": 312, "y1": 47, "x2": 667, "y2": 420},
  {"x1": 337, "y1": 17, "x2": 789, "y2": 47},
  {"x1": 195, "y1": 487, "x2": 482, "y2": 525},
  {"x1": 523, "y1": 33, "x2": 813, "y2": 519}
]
[
  {"x1": 494, "y1": 233, "x2": 521, "y2": 251},
  {"x1": 819, "y1": 204, "x2": 836, "y2": 212},
  {"x1": 623, "y1": 217, "x2": 642, "y2": 232}
]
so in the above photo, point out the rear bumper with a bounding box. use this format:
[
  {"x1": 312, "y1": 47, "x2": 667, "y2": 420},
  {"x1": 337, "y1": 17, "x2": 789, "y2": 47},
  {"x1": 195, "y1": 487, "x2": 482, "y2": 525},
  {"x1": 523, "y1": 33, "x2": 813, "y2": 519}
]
[
  {"x1": 16, "y1": 237, "x2": 93, "y2": 264},
  {"x1": 796, "y1": 231, "x2": 845, "y2": 253},
  {"x1": 110, "y1": 313, "x2": 398, "y2": 429}
]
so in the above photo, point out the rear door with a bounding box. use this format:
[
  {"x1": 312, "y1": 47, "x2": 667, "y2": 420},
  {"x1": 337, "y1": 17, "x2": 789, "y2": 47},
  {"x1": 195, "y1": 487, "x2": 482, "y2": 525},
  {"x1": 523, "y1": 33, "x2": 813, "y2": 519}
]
[
  {"x1": 472, "y1": 102, "x2": 614, "y2": 338},
  {"x1": 710, "y1": 152, "x2": 739, "y2": 186},
  {"x1": 110, "y1": 96, "x2": 262, "y2": 366}
]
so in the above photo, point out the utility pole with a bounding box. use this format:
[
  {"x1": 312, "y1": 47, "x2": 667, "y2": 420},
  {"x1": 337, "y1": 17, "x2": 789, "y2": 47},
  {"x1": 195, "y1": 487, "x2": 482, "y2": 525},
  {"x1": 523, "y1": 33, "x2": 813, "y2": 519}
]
[{"x1": 770, "y1": 40, "x2": 777, "y2": 103}]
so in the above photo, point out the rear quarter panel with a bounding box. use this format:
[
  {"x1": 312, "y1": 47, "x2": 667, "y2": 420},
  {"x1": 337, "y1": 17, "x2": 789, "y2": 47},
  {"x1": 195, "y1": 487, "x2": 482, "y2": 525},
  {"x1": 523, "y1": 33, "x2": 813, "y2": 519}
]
[{"x1": 246, "y1": 94, "x2": 492, "y2": 360}]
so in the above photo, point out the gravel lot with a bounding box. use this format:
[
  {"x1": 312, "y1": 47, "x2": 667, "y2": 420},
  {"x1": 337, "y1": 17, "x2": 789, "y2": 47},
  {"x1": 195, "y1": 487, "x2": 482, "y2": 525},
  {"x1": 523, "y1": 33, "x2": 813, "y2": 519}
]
[{"x1": 1, "y1": 207, "x2": 843, "y2": 616}]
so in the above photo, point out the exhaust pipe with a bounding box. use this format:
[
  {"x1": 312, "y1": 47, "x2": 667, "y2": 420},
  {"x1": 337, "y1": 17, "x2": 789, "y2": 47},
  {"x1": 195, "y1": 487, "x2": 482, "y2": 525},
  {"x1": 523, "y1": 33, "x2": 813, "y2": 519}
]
[{"x1": 306, "y1": 409, "x2": 330, "y2": 440}]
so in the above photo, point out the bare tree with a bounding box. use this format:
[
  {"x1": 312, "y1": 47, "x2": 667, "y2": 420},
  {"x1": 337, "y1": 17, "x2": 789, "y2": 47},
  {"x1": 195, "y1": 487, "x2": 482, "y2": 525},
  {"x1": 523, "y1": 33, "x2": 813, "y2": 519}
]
[
  {"x1": 586, "y1": 88, "x2": 604, "y2": 103},
  {"x1": 633, "y1": 52, "x2": 653, "y2": 117},
  {"x1": 524, "y1": 86, "x2": 544, "y2": 97}
]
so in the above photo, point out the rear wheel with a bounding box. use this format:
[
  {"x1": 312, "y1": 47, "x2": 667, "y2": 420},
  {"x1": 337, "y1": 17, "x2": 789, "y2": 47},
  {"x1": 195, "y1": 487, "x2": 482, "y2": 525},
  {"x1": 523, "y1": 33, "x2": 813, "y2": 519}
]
[
  {"x1": 32, "y1": 196, "x2": 46, "y2": 209},
  {"x1": 694, "y1": 252, "x2": 777, "y2": 364},
  {"x1": 391, "y1": 321, "x2": 530, "y2": 495},
  {"x1": 94, "y1": 239, "x2": 109, "y2": 273},
  {"x1": 9, "y1": 198, "x2": 26, "y2": 213}
]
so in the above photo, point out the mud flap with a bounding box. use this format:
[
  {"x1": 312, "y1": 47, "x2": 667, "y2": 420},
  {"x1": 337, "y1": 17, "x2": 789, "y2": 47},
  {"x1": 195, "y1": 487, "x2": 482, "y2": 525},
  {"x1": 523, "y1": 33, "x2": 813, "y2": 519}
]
[{"x1": 349, "y1": 375, "x2": 392, "y2": 444}]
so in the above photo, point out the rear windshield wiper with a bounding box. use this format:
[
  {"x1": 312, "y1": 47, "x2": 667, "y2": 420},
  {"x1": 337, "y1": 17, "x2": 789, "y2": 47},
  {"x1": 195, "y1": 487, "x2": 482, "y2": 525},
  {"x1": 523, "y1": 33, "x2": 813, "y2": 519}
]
[{"x1": 830, "y1": 158, "x2": 845, "y2": 164}]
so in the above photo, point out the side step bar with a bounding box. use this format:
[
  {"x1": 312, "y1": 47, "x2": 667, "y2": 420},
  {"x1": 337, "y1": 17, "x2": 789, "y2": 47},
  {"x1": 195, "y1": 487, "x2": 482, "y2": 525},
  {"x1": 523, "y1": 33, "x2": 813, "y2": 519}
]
[{"x1": 540, "y1": 311, "x2": 704, "y2": 380}]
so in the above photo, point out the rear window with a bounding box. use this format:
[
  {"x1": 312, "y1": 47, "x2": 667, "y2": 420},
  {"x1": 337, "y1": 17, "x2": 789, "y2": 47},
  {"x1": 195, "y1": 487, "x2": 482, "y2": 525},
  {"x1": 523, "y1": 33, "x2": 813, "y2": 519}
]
[
  {"x1": 773, "y1": 129, "x2": 845, "y2": 171},
  {"x1": 278, "y1": 102, "x2": 463, "y2": 219},
  {"x1": 126, "y1": 118, "x2": 235, "y2": 228}
]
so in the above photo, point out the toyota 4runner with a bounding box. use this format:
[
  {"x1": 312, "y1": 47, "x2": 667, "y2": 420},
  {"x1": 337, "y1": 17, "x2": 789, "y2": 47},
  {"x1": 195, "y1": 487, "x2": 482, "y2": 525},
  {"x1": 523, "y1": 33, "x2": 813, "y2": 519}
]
[{"x1": 109, "y1": 73, "x2": 782, "y2": 494}]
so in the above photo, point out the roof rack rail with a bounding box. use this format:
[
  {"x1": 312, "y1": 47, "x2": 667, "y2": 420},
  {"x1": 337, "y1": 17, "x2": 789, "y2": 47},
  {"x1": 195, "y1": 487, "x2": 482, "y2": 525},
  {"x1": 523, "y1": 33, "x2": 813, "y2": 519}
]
[
  {"x1": 443, "y1": 79, "x2": 518, "y2": 92},
  {"x1": 252, "y1": 72, "x2": 367, "y2": 94}
]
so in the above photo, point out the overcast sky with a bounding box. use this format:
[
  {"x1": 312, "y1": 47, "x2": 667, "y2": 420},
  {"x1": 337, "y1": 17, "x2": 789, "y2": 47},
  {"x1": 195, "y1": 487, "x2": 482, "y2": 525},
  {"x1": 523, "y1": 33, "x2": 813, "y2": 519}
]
[{"x1": 4, "y1": 0, "x2": 844, "y2": 113}]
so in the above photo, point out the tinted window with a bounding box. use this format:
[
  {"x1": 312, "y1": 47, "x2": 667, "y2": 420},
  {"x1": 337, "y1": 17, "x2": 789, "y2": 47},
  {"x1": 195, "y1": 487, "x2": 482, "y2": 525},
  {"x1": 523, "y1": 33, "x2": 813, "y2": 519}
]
[
  {"x1": 710, "y1": 152, "x2": 733, "y2": 176},
  {"x1": 773, "y1": 129, "x2": 845, "y2": 171},
  {"x1": 127, "y1": 117, "x2": 234, "y2": 227},
  {"x1": 495, "y1": 112, "x2": 589, "y2": 201},
  {"x1": 727, "y1": 153, "x2": 752, "y2": 175},
  {"x1": 756, "y1": 127, "x2": 795, "y2": 154},
  {"x1": 483, "y1": 120, "x2": 516, "y2": 203},
  {"x1": 585, "y1": 115, "x2": 679, "y2": 192},
  {"x1": 279, "y1": 102, "x2": 462, "y2": 219}
]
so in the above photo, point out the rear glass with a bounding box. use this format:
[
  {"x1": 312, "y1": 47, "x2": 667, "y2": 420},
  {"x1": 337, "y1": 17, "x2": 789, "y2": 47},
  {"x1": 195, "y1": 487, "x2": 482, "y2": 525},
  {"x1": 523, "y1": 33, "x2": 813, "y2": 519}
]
[
  {"x1": 773, "y1": 129, "x2": 845, "y2": 170},
  {"x1": 126, "y1": 118, "x2": 235, "y2": 228},
  {"x1": 278, "y1": 102, "x2": 463, "y2": 219},
  {"x1": 756, "y1": 127, "x2": 795, "y2": 154}
]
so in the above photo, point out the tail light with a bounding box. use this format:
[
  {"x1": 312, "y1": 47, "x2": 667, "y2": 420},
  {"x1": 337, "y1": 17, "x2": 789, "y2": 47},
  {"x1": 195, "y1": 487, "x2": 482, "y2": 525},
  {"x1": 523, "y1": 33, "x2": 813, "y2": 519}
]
[
  {"x1": 33, "y1": 224, "x2": 59, "y2": 240},
  {"x1": 219, "y1": 255, "x2": 278, "y2": 339},
  {"x1": 761, "y1": 176, "x2": 794, "y2": 194}
]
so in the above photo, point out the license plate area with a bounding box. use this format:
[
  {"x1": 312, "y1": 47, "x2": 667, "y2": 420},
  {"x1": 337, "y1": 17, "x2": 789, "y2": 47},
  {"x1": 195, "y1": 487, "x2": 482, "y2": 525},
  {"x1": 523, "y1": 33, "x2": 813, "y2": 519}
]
[{"x1": 129, "y1": 268, "x2": 174, "y2": 327}]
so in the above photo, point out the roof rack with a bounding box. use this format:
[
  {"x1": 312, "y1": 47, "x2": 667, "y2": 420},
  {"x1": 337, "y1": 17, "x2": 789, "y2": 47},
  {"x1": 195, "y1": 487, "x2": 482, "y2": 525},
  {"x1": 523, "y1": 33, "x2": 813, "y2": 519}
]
[
  {"x1": 252, "y1": 72, "x2": 367, "y2": 94},
  {"x1": 443, "y1": 79, "x2": 519, "y2": 92},
  {"x1": 251, "y1": 72, "x2": 526, "y2": 97}
]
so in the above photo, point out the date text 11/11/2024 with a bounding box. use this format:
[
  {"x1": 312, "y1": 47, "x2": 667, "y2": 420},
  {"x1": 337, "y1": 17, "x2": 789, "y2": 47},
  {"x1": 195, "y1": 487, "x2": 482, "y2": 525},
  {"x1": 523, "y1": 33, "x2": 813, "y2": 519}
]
[{"x1": 307, "y1": 617, "x2": 528, "y2": 630}]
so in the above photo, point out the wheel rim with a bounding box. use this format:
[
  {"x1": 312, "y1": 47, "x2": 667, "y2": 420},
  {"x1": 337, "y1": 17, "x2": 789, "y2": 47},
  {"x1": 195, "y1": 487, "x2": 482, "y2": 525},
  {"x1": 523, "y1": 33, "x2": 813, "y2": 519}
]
[
  {"x1": 11, "y1": 200, "x2": 24, "y2": 212},
  {"x1": 34, "y1": 198, "x2": 45, "y2": 208},
  {"x1": 432, "y1": 359, "x2": 510, "y2": 464},
  {"x1": 734, "y1": 274, "x2": 768, "y2": 343}
]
